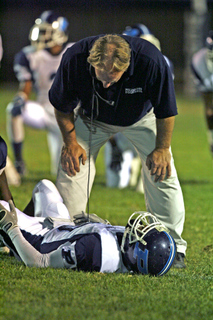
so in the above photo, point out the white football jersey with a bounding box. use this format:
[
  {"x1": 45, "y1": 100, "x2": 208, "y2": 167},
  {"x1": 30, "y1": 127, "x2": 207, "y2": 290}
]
[
  {"x1": 191, "y1": 48, "x2": 213, "y2": 92},
  {"x1": 13, "y1": 43, "x2": 74, "y2": 115},
  {"x1": 0, "y1": 200, "x2": 128, "y2": 273},
  {"x1": 0, "y1": 180, "x2": 128, "y2": 273}
]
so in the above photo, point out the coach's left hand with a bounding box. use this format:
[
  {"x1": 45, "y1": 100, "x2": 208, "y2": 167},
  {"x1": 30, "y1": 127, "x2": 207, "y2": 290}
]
[
  {"x1": 146, "y1": 147, "x2": 171, "y2": 182},
  {"x1": 61, "y1": 142, "x2": 87, "y2": 176}
]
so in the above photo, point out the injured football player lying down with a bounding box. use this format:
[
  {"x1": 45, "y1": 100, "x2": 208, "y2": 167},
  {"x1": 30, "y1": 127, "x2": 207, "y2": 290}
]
[{"x1": 0, "y1": 179, "x2": 176, "y2": 275}]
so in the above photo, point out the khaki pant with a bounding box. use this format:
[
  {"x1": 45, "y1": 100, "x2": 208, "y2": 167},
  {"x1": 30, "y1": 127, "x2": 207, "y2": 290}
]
[{"x1": 56, "y1": 109, "x2": 187, "y2": 254}]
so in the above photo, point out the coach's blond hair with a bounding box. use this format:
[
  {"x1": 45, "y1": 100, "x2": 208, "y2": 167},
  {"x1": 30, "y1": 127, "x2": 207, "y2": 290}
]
[{"x1": 87, "y1": 34, "x2": 131, "y2": 72}]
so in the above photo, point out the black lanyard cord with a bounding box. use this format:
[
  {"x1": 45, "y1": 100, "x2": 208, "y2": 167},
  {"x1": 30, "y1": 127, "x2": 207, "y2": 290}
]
[{"x1": 86, "y1": 92, "x2": 99, "y2": 221}]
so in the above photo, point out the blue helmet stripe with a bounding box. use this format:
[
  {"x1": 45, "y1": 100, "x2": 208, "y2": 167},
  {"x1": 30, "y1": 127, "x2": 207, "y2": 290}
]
[
  {"x1": 158, "y1": 232, "x2": 176, "y2": 276},
  {"x1": 124, "y1": 28, "x2": 139, "y2": 37},
  {"x1": 60, "y1": 18, "x2": 69, "y2": 32}
]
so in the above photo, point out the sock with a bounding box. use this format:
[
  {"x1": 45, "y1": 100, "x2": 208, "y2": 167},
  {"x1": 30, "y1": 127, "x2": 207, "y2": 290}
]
[{"x1": 12, "y1": 142, "x2": 23, "y2": 162}]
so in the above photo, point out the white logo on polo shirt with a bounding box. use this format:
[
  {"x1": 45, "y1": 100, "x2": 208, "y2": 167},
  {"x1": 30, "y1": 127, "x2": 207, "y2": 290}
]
[{"x1": 125, "y1": 88, "x2": 143, "y2": 94}]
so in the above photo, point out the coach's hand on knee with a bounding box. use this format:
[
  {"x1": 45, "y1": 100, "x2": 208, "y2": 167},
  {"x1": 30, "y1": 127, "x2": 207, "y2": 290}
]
[
  {"x1": 61, "y1": 144, "x2": 87, "y2": 176},
  {"x1": 146, "y1": 148, "x2": 171, "y2": 182}
]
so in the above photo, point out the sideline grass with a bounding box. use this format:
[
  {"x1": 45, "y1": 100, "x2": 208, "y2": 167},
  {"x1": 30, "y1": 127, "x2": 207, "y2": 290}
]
[{"x1": 0, "y1": 85, "x2": 213, "y2": 320}]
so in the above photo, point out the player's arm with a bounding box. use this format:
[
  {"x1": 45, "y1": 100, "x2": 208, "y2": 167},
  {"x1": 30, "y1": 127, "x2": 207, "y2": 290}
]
[
  {"x1": 54, "y1": 109, "x2": 87, "y2": 176},
  {"x1": 10, "y1": 80, "x2": 33, "y2": 117},
  {"x1": 0, "y1": 201, "x2": 72, "y2": 268},
  {"x1": 18, "y1": 80, "x2": 33, "y2": 99},
  {"x1": 12, "y1": 48, "x2": 34, "y2": 115},
  {"x1": 0, "y1": 171, "x2": 13, "y2": 202},
  {"x1": 10, "y1": 228, "x2": 66, "y2": 268},
  {"x1": 146, "y1": 116, "x2": 175, "y2": 182}
]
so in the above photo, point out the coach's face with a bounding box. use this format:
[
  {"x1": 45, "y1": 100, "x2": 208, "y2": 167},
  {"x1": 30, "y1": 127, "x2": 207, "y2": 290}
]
[{"x1": 94, "y1": 67, "x2": 124, "y2": 88}]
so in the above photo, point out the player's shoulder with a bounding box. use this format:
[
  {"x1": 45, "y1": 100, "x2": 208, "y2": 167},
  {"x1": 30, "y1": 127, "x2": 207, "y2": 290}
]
[
  {"x1": 22, "y1": 45, "x2": 36, "y2": 55},
  {"x1": 0, "y1": 136, "x2": 7, "y2": 149},
  {"x1": 0, "y1": 136, "x2": 7, "y2": 170},
  {"x1": 14, "y1": 45, "x2": 36, "y2": 62},
  {"x1": 17, "y1": 45, "x2": 36, "y2": 59},
  {"x1": 192, "y1": 47, "x2": 207, "y2": 63}
]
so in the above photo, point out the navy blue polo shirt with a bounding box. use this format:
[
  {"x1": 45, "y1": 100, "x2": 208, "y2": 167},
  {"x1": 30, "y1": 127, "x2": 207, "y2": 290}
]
[
  {"x1": 49, "y1": 35, "x2": 177, "y2": 126},
  {"x1": 0, "y1": 136, "x2": 7, "y2": 170}
]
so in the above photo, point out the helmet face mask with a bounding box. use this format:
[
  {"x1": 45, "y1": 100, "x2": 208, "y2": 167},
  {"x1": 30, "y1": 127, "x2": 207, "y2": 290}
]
[
  {"x1": 127, "y1": 211, "x2": 168, "y2": 245},
  {"x1": 29, "y1": 11, "x2": 69, "y2": 50},
  {"x1": 121, "y1": 211, "x2": 176, "y2": 276}
]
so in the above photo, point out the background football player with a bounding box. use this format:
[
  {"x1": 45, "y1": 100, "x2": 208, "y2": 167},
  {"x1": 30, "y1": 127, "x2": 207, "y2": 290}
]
[
  {"x1": 6, "y1": 11, "x2": 74, "y2": 177},
  {"x1": 105, "y1": 24, "x2": 174, "y2": 193},
  {"x1": 191, "y1": 30, "x2": 213, "y2": 158}
]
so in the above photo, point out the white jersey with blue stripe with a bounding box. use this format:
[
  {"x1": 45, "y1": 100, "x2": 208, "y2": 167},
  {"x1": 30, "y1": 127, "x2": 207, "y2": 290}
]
[
  {"x1": 13, "y1": 43, "x2": 74, "y2": 116},
  {"x1": 30, "y1": 222, "x2": 127, "y2": 273},
  {"x1": 0, "y1": 200, "x2": 128, "y2": 273},
  {"x1": 191, "y1": 48, "x2": 213, "y2": 92}
]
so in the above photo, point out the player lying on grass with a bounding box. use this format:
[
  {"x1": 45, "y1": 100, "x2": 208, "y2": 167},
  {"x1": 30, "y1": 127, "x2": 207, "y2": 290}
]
[{"x1": 0, "y1": 179, "x2": 176, "y2": 275}]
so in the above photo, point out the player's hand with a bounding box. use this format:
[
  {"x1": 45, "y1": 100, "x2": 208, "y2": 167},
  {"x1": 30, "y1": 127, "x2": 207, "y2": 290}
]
[
  {"x1": 0, "y1": 200, "x2": 18, "y2": 233},
  {"x1": 61, "y1": 143, "x2": 87, "y2": 176},
  {"x1": 146, "y1": 148, "x2": 172, "y2": 182}
]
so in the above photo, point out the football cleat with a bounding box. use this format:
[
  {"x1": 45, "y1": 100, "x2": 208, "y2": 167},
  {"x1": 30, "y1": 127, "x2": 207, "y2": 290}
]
[{"x1": 172, "y1": 252, "x2": 186, "y2": 268}]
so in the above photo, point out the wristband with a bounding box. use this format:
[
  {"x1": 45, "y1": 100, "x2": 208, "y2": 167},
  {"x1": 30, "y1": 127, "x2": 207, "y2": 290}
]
[{"x1": 67, "y1": 126, "x2": 75, "y2": 134}]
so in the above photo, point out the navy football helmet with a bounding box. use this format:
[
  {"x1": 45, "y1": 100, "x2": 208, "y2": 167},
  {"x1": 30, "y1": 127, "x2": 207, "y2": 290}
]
[
  {"x1": 29, "y1": 11, "x2": 69, "y2": 49},
  {"x1": 121, "y1": 212, "x2": 176, "y2": 276},
  {"x1": 122, "y1": 24, "x2": 152, "y2": 37},
  {"x1": 122, "y1": 23, "x2": 161, "y2": 51}
]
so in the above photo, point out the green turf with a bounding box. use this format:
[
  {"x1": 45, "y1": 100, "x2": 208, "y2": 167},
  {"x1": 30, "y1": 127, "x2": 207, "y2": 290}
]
[{"x1": 0, "y1": 85, "x2": 213, "y2": 320}]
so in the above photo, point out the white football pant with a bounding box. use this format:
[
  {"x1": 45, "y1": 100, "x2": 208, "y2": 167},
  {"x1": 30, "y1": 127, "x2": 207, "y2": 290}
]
[{"x1": 6, "y1": 101, "x2": 63, "y2": 175}]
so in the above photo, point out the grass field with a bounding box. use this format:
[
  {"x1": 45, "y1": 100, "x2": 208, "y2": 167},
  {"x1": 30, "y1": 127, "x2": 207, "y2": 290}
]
[{"x1": 0, "y1": 85, "x2": 213, "y2": 320}]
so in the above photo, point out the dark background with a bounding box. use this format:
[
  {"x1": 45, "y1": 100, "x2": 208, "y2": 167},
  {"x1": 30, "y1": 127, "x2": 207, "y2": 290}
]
[{"x1": 0, "y1": 0, "x2": 213, "y2": 91}]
